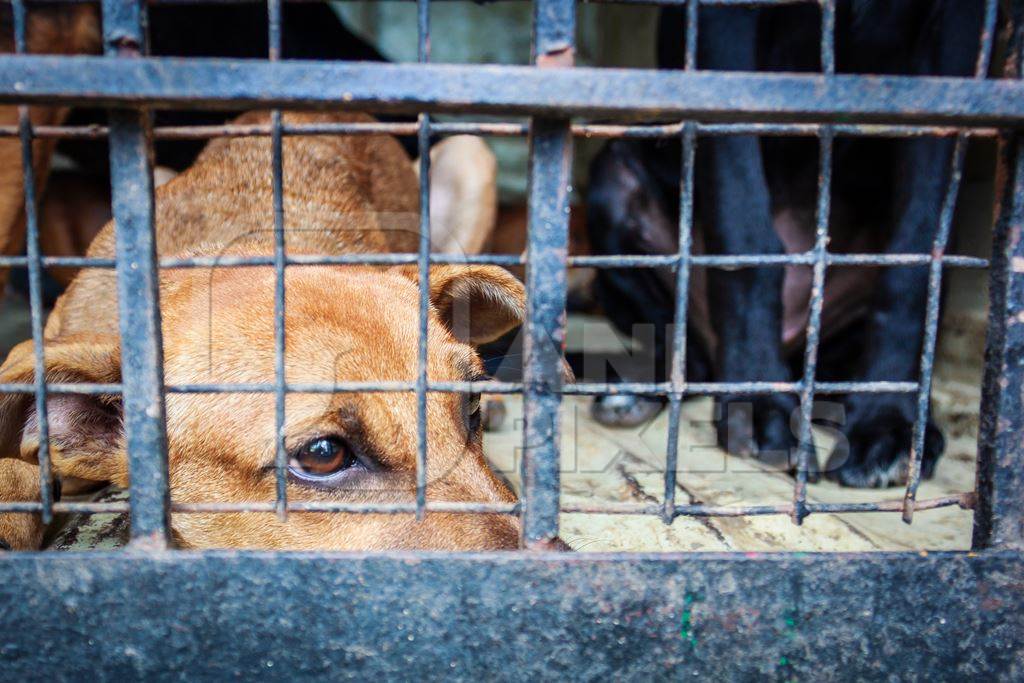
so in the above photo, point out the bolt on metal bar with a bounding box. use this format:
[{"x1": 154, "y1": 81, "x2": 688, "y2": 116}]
[
  {"x1": 520, "y1": 0, "x2": 574, "y2": 550},
  {"x1": 663, "y1": 123, "x2": 696, "y2": 524},
  {"x1": 414, "y1": 0, "x2": 431, "y2": 520},
  {"x1": 903, "y1": 0, "x2": 999, "y2": 524},
  {"x1": 11, "y1": 0, "x2": 54, "y2": 524},
  {"x1": 791, "y1": 1, "x2": 835, "y2": 526},
  {"x1": 267, "y1": 0, "x2": 289, "y2": 521},
  {"x1": 101, "y1": 0, "x2": 171, "y2": 549}
]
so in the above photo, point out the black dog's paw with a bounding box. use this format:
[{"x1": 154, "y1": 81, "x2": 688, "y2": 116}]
[
  {"x1": 591, "y1": 394, "x2": 667, "y2": 429},
  {"x1": 824, "y1": 400, "x2": 945, "y2": 488},
  {"x1": 716, "y1": 394, "x2": 818, "y2": 480}
]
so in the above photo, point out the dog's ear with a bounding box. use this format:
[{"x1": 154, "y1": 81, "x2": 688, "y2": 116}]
[
  {"x1": 395, "y1": 264, "x2": 526, "y2": 345},
  {"x1": 0, "y1": 335, "x2": 126, "y2": 486},
  {"x1": 412, "y1": 136, "x2": 498, "y2": 256}
]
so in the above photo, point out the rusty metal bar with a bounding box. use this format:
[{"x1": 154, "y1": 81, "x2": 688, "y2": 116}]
[
  {"x1": 975, "y1": 0, "x2": 1024, "y2": 551},
  {"x1": 520, "y1": 0, "x2": 574, "y2": 550},
  {"x1": 902, "y1": 0, "x2": 999, "y2": 523},
  {"x1": 102, "y1": 0, "x2": 171, "y2": 549},
  {"x1": 414, "y1": 0, "x2": 431, "y2": 520},
  {"x1": 791, "y1": 2, "x2": 835, "y2": 525},
  {"x1": 0, "y1": 121, "x2": 1004, "y2": 141},
  {"x1": 10, "y1": 0, "x2": 54, "y2": 524},
  {"x1": 268, "y1": 0, "x2": 289, "y2": 521},
  {"x1": 1, "y1": 57, "x2": 1023, "y2": 126},
  {"x1": 0, "y1": 492, "x2": 973, "y2": 517},
  {"x1": 663, "y1": 122, "x2": 696, "y2": 524},
  {"x1": 0, "y1": 250, "x2": 990, "y2": 270}
]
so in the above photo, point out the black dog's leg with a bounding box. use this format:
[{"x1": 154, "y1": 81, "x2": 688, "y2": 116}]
[
  {"x1": 825, "y1": 1, "x2": 984, "y2": 487},
  {"x1": 586, "y1": 139, "x2": 711, "y2": 428},
  {"x1": 697, "y1": 8, "x2": 803, "y2": 473}
]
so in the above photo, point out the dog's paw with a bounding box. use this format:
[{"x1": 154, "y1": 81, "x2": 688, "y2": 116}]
[
  {"x1": 824, "y1": 399, "x2": 944, "y2": 488},
  {"x1": 716, "y1": 394, "x2": 818, "y2": 479},
  {"x1": 0, "y1": 459, "x2": 46, "y2": 550},
  {"x1": 591, "y1": 394, "x2": 666, "y2": 429}
]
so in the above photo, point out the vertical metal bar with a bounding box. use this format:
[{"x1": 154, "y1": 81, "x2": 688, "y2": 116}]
[
  {"x1": 973, "y1": 0, "x2": 1022, "y2": 549},
  {"x1": 102, "y1": 0, "x2": 170, "y2": 548},
  {"x1": 791, "y1": 0, "x2": 835, "y2": 525},
  {"x1": 792, "y1": 129, "x2": 832, "y2": 525},
  {"x1": 662, "y1": 123, "x2": 696, "y2": 524},
  {"x1": 662, "y1": 5, "x2": 698, "y2": 525},
  {"x1": 11, "y1": 0, "x2": 53, "y2": 524},
  {"x1": 414, "y1": 0, "x2": 431, "y2": 520},
  {"x1": 684, "y1": 0, "x2": 698, "y2": 72},
  {"x1": 267, "y1": 0, "x2": 288, "y2": 520},
  {"x1": 521, "y1": 0, "x2": 574, "y2": 549},
  {"x1": 903, "y1": 0, "x2": 997, "y2": 523}
]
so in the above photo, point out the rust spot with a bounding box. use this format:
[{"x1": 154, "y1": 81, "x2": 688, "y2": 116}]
[{"x1": 537, "y1": 46, "x2": 575, "y2": 69}]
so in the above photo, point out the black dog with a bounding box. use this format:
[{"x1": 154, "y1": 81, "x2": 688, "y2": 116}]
[{"x1": 586, "y1": 1, "x2": 987, "y2": 487}]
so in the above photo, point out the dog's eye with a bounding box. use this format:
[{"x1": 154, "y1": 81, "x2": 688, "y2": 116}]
[{"x1": 290, "y1": 437, "x2": 355, "y2": 477}]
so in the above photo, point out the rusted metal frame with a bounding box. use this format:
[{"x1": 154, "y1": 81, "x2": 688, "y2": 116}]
[
  {"x1": 974, "y1": 0, "x2": 1024, "y2": 551},
  {"x1": 791, "y1": 1, "x2": 835, "y2": 525},
  {"x1": 903, "y1": 0, "x2": 1000, "y2": 523},
  {"x1": 10, "y1": 0, "x2": 54, "y2": 524},
  {"x1": 520, "y1": 0, "x2": 574, "y2": 549},
  {"x1": 414, "y1": 0, "x2": 431, "y2": 520},
  {"x1": 3, "y1": 58, "x2": 1024, "y2": 126},
  {"x1": 102, "y1": 0, "x2": 171, "y2": 549}
]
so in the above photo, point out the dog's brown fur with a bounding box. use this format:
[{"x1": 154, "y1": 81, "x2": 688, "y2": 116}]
[
  {"x1": 0, "y1": 111, "x2": 525, "y2": 550},
  {"x1": 0, "y1": 5, "x2": 101, "y2": 294}
]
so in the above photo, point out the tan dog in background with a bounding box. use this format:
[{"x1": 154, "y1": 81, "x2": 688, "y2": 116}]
[{"x1": 0, "y1": 110, "x2": 524, "y2": 551}]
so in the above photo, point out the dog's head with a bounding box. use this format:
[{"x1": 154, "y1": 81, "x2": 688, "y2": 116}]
[{"x1": 0, "y1": 262, "x2": 528, "y2": 550}]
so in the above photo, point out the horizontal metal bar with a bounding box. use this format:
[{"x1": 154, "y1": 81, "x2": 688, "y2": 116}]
[
  {"x1": 0, "y1": 493, "x2": 968, "y2": 517},
  {"x1": 0, "y1": 551, "x2": 1021, "y2": 679},
  {"x1": 0, "y1": 57, "x2": 1021, "y2": 125},
  {"x1": 0, "y1": 121, "x2": 1003, "y2": 142},
  {"x1": 0, "y1": 252, "x2": 991, "y2": 271},
  {"x1": 0, "y1": 380, "x2": 920, "y2": 396},
  {"x1": 0, "y1": 0, "x2": 837, "y2": 5},
  {"x1": 562, "y1": 492, "x2": 975, "y2": 517}
]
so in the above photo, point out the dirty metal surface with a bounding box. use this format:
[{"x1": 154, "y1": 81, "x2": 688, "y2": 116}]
[{"x1": 0, "y1": 551, "x2": 1021, "y2": 680}]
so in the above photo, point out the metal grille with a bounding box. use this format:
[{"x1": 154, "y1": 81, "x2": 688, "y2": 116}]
[{"x1": 0, "y1": 0, "x2": 1023, "y2": 677}]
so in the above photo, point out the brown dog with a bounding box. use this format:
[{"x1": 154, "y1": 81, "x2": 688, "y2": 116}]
[
  {"x1": 0, "y1": 4, "x2": 101, "y2": 296},
  {"x1": 0, "y1": 110, "x2": 526, "y2": 551}
]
